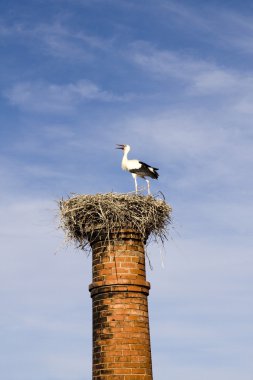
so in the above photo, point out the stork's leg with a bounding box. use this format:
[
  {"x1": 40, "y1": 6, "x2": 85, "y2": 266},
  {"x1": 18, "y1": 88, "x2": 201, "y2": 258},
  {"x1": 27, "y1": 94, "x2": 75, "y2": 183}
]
[
  {"x1": 134, "y1": 176, "x2": 138, "y2": 193},
  {"x1": 131, "y1": 173, "x2": 138, "y2": 193},
  {"x1": 146, "y1": 179, "x2": 150, "y2": 195}
]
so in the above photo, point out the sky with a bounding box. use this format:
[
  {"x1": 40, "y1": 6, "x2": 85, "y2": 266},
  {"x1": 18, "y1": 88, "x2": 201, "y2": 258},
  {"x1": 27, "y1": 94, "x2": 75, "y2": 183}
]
[{"x1": 0, "y1": 0, "x2": 253, "y2": 379}]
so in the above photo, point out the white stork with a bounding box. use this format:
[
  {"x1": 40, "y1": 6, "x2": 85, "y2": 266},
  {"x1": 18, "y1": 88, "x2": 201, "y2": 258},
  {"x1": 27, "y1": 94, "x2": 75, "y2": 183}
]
[{"x1": 116, "y1": 144, "x2": 159, "y2": 194}]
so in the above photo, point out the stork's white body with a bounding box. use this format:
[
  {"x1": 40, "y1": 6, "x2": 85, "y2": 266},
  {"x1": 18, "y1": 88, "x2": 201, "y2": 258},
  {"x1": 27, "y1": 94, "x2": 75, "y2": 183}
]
[
  {"x1": 122, "y1": 157, "x2": 141, "y2": 172},
  {"x1": 117, "y1": 144, "x2": 159, "y2": 194}
]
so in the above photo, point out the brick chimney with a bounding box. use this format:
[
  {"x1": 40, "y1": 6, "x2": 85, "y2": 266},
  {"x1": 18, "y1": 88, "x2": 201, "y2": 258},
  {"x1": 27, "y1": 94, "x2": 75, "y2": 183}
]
[
  {"x1": 88, "y1": 229, "x2": 153, "y2": 380},
  {"x1": 59, "y1": 193, "x2": 171, "y2": 380}
]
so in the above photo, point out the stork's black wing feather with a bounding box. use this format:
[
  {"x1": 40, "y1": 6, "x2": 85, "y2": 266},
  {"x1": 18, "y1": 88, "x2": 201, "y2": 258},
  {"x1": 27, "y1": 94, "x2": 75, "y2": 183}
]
[
  {"x1": 130, "y1": 161, "x2": 159, "y2": 179},
  {"x1": 139, "y1": 161, "x2": 159, "y2": 170}
]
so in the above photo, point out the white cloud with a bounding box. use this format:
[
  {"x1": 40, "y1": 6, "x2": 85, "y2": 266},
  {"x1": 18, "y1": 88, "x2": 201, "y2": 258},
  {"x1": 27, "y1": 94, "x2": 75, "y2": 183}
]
[
  {"x1": 4, "y1": 80, "x2": 129, "y2": 113},
  {"x1": 161, "y1": 0, "x2": 211, "y2": 31},
  {"x1": 192, "y1": 69, "x2": 239, "y2": 93},
  {"x1": 34, "y1": 21, "x2": 111, "y2": 59},
  {"x1": 130, "y1": 42, "x2": 253, "y2": 97},
  {"x1": 0, "y1": 19, "x2": 110, "y2": 60},
  {"x1": 234, "y1": 95, "x2": 253, "y2": 114},
  {"x1": 211, "y1": 10, "x2": 253, "y2": 54},
  {"x1": 160, "y1": 1, "x2": 253, "y2": 57}
]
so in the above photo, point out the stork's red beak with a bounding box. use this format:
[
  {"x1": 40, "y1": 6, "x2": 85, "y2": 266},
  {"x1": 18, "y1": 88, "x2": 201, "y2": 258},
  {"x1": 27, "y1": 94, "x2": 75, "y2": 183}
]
[{"x1": 116, "y1": 144, "x2": 125, "y2": 150}]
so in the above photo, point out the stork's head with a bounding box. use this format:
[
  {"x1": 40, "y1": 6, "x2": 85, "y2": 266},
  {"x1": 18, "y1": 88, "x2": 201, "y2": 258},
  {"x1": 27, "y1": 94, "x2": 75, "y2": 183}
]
[{"x1": 116, "y1": 144, "x2": 131, "y2": 153}]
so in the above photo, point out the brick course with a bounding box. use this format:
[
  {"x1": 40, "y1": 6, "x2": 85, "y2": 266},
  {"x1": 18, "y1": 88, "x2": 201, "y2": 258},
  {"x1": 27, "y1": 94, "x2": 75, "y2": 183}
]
[{"x1": 89, "y1": 229, "x2": 153, "y2": 380}]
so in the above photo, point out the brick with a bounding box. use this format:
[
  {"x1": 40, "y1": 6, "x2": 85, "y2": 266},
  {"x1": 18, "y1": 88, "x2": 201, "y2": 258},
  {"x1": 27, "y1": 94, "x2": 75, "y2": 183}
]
[{"x1": 89, "y1": 229, "x2": 153, "y2": 379}]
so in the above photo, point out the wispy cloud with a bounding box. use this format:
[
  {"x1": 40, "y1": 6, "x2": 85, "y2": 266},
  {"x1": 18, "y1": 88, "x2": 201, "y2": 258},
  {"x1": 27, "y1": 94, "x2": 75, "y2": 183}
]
[
  {"x1": 161, "y1": 1, "x2": 253, "y2": 56},
  {"x1": 0, "y1": 19, "x2": 111, "y2": 61},
  {"x1": 161, "y1": 0, "x2": 211, "y2": 31},
  {"x1": 34, "y1": 21, "x2": 110, "y2": 59},
  {"x1": 129, "y1": 42, "x2": 253, "y2": 96},
  {"x1": 207, "y1": 9, "x2": 253, "y2": 54},
  {"x1": 4, "y1": 80, "x2": 130, "y2": 113}
]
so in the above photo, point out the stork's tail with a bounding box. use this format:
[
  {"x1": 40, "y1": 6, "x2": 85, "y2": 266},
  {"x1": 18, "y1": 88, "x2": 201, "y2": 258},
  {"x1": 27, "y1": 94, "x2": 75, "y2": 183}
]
[{"x1": 149, "y1": 166, "x2": 159, "y2": 179}]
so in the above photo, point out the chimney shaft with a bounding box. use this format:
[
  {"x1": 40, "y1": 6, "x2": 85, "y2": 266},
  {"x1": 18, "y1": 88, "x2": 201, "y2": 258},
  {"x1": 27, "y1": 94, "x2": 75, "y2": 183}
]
[{"x1": 89, "y1": 229, "x2": 153, "y2": 380}]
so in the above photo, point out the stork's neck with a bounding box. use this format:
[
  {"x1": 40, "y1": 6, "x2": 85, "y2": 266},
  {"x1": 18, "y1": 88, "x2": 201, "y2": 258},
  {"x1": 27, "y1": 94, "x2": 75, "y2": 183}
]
[{"x1": 121, "y1": 150, "x2": 129, "y2": 170}]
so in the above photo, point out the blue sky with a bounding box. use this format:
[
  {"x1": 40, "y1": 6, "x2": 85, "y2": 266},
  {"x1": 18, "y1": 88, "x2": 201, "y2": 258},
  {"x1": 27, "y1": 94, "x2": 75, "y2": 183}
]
[{"x1": 1, "y1": 0, "x2": 252, "y2": 379}]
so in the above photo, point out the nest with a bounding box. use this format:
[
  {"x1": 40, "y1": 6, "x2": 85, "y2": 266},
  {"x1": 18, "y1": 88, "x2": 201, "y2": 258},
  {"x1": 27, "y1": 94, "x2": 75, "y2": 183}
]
[{"x1": 58, "y1": 192, "x2": 172, "y2": 251}]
